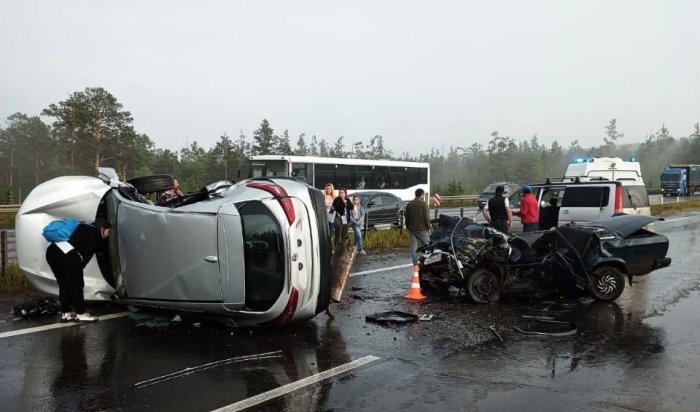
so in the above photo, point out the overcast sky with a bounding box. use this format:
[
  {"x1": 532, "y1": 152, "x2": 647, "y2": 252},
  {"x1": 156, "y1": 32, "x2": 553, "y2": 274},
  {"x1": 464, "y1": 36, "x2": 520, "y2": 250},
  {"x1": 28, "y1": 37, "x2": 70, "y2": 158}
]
[{"x1": 1, "y1": 0, "x2": 698, "y2": 155}]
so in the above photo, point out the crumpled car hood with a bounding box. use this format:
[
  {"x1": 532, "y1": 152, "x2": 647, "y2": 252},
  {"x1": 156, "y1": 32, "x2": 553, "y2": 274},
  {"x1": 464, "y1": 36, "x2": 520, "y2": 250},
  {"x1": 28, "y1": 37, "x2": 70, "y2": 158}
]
[{"x1": 587, "y1": 215, "x2": 664, "y2": 238}]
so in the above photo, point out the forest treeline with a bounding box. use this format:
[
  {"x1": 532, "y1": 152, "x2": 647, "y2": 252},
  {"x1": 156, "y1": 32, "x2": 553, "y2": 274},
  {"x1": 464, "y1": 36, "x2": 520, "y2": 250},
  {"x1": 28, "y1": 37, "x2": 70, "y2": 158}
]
[{"x1": 1, "y1": 87, "x2": 699, "y2": 202}]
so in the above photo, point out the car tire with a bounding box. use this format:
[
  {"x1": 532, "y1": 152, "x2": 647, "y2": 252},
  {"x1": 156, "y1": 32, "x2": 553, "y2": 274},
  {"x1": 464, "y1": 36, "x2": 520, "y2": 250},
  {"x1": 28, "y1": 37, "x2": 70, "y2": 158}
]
[
  {"x1": 466, "y1": 268, "x2": 501, "y2": 303},
  {"x1": 127, "y1": 175, "x2": 174, "y2": 193},
  {"x1": 589, "y1": 266, "x2": 625, "y2": 301}
]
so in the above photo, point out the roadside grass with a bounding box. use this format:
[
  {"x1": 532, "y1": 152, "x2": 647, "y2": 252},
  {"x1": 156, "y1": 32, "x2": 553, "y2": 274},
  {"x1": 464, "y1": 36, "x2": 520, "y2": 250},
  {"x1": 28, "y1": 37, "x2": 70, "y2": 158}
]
[
  {"x1": 0, "y1": 212, "x2": 14, "y2": 227},
  {"x1": 0, "y1": 265, "x2": 30, "y2": 292},
  {"x1": 651, "y1": 198, "x2": 700, "y2": 216},
  {"x1": 358, "y1": 228, "x2": 410, "y2": 249}
]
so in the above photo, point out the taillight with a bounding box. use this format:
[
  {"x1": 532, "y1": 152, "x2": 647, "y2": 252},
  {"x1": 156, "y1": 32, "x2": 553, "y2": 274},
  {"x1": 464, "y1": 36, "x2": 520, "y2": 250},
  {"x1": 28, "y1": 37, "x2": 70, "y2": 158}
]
[
  {"x1": 614, "y1": 185, "x2": 623, "y2": 213},
  {"x1": 260, "y1": 287, "x2": 299, "y2": 326},
  {"x1": 247, "y1": 181, "x2": 296, "y2": 224}
]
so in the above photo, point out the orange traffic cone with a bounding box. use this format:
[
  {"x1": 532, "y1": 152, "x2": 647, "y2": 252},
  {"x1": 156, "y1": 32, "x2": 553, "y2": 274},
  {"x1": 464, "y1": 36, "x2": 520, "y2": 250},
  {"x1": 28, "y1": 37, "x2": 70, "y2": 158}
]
[{"x1": 405, "y1": 264, "x2": 426, "y2": 301}]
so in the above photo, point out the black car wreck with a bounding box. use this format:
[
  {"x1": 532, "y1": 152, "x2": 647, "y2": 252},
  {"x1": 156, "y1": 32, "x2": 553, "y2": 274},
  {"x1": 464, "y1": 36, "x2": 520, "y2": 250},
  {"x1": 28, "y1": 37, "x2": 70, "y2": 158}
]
[{"x1": 418, "y1": 215, "x2": 671, "y2": 303}]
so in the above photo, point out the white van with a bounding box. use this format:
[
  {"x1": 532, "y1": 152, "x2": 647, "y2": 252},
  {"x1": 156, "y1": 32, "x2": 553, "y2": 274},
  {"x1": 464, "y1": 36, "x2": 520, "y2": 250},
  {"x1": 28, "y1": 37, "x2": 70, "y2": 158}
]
[{"x1": 564, "y1": 157, "x2": 643, "y2": 183}]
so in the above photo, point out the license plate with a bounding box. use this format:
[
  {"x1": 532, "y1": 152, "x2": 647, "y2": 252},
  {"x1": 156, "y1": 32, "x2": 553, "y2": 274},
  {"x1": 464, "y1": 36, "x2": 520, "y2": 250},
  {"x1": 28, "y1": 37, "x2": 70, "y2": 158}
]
[{"x1": 423, "y1": 254, "x2": 442, "y2": 265}]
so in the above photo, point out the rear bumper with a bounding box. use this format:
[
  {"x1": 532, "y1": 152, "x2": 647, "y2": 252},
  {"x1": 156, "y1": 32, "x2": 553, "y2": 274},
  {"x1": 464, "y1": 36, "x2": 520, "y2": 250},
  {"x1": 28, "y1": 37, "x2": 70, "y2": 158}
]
[{"x1": 653, "y1": 257, "x2": 672, "y2": 270}]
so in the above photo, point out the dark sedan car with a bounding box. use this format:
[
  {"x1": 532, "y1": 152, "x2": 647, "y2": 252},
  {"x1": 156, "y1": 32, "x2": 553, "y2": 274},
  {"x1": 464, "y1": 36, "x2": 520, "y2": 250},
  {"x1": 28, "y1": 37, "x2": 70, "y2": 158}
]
[
  {"x1": 352, "y1": 191, "x2": 404, "y2": 229},
  {"x1": 584, "y1": 215, "x2": 671, "y2": 276},
  {"x1": 477, "y1": 182, "x2": 520, "y2": 209}
]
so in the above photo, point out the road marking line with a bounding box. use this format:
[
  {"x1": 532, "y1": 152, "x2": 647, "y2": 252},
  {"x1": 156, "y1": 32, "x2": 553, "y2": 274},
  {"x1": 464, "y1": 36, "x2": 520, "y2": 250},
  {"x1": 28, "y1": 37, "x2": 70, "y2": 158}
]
[
  {"x1": 662, "y1": 216, "x2": 697, "y2": 223},
  {"x1": 350, "y1": 264, "x2": 412, "y2": 277},
  {"x1": 211, "y1": 355, "x2": 381, "y2": 412},
  {"x1": 0, "y1": 312, "x2": 129, "y2": 339}
]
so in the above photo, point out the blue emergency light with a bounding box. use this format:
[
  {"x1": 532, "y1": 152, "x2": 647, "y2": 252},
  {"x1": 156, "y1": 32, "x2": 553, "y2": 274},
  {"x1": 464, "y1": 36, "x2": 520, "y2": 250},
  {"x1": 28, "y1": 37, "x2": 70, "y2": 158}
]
[{"x1": 629, "y1": 156, "x2": 637, "y2": 162}]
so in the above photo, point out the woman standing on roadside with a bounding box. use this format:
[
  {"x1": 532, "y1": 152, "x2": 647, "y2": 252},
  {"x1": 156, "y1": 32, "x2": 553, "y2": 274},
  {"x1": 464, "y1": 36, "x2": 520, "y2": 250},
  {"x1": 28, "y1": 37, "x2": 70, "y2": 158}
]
[
  {"x1": 324, "y1": 183, "x2": 336, "y2": 237},
  {"x1": 349, "y1": 195, "x2": 367, "y2": 254},
  {"x1": 332, "y1": 188, "x2": 353, "y2": 246}
]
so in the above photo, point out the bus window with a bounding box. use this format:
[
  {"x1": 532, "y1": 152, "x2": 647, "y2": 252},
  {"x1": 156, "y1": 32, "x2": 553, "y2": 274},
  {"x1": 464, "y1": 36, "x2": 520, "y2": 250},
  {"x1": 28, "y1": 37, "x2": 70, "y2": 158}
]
[
  {"x1": 336, "y1": 165, "x2": 353, "y2": 189},
  {"x1": 290, "y1": 162, "x2": 311, "y2": 183},
  {"x1": 390, "y1": 167, "x2": 406, "y2": 188},
  {"x1": 407, "y1": 168, "x2": 428, "y2": 186},
  {"x1": 373, "y1": 166, "x2": 389, "y2": 189},
  {"x1": 264, "y1": 160, "x2": 288, "y2": 177},
  {"x1": 251, "y1": 162, "x2": 266, "y2": 178},
  {"x1": 355, "y1": 166, "x2": 371, "y2": 190},
  {"x1": 315, "y1": 164, "x2": 335, "y2": 190}
]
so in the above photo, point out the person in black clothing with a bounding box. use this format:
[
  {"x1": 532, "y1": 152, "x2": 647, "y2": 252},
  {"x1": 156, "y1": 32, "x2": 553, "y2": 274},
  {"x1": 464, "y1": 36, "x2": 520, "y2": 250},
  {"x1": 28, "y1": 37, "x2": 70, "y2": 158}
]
[
  {"x1": 332, "y1": 188, "x2": 354, "y2": 247},
  {"x1": 538, "y1": 197, "x2": 560, "y2": 230},
  {"x1": 46, "y1": 218, "x2": 111, "y2": 322},
  {"x1": 482, "y1": 185, "x2": 513, "y2": 233}
]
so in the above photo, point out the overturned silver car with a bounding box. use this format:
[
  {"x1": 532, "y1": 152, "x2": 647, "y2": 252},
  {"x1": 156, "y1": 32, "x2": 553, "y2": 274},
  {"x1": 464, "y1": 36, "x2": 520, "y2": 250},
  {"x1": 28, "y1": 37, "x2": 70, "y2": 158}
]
[{"x1": 16, "y1": 169, "x2": 334, "y2": 326}]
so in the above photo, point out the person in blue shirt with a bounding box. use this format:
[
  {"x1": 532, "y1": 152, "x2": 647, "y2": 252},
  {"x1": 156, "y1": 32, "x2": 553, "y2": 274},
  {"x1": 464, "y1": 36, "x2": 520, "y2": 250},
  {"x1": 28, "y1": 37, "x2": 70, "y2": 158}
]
[{"x1": 349, "y1": 195, "x2": 367, "y2": 254}]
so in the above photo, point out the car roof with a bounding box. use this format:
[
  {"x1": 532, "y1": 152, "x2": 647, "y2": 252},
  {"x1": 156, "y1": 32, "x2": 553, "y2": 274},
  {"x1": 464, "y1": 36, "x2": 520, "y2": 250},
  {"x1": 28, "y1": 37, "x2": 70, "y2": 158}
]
[
  {"x1": 527, "y1": 180, "x2": 622, "y2": 188},
  {"x1": 353, "y1": 191, "x2": 397, "y2": 197}
]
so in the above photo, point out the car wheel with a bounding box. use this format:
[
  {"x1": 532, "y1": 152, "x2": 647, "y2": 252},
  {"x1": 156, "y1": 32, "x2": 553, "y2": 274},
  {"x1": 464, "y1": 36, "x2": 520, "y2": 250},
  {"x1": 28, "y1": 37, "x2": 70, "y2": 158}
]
[
  {"x1": 589, "y1": 266, "x2": 625, "y2": 301},
  {"x1": 466, "y1": 268, "x2": 500, "y2": 303},
  {"x1": 127, "y1": 175, "x2": 174, "y2": 193}
]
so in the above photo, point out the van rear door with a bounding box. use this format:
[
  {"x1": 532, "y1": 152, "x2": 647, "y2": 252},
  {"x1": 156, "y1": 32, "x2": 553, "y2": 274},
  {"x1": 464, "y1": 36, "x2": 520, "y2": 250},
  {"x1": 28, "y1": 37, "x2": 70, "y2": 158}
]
[
  {"x1": 560, "y1": 186, "x2": 612, "y2": 225},
  {"x1": 621, "y1": 185, "x2": 651, "y2": 216}
]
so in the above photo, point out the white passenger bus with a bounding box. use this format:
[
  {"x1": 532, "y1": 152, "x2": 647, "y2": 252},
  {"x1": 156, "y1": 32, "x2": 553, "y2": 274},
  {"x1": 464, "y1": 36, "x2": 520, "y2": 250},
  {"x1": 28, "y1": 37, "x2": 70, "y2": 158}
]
[{"x1": 249, "y1": 155, "x2": 430, "y2": 201}]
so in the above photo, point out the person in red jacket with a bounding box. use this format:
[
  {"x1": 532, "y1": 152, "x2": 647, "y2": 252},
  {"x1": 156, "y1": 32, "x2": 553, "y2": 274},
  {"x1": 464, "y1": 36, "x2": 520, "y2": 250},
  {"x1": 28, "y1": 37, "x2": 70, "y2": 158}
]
[{"x1": 517, "y1": 185, "x2": 539, "y2": 232}]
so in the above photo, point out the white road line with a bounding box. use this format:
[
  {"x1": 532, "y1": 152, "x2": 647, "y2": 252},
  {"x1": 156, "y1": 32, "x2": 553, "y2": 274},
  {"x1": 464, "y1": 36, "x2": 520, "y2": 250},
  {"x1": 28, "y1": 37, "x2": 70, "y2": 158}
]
[
  {"x1": 350, "y1": 263, "x2": 412, "y2": 277},
  {"x1": 0, "y1": 312, "x2": 129, "y2": 339},
  {"x1": 211, "y1": 355, "x2": 381, "y2": 412},
  {"x1": 661, "y1": 216, "x2": 697, "y2": 223}
]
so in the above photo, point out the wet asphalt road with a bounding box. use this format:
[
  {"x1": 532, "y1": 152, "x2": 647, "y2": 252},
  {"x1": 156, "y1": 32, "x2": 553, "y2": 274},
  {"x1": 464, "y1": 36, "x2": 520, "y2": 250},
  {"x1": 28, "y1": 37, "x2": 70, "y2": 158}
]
[{"x1": 1, "y1": 213, "x2": 700, "y2": 412}]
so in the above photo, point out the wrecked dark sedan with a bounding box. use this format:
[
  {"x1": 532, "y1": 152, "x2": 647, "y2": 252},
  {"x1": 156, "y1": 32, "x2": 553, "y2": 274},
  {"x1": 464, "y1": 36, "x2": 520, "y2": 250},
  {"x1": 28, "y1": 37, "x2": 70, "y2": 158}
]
[
  {"x1": 16, "y1": 168, "x2": 336, "y2": 326},
  {"x1": 418, "y1": 215, "x2": 671, "y2": 303}
]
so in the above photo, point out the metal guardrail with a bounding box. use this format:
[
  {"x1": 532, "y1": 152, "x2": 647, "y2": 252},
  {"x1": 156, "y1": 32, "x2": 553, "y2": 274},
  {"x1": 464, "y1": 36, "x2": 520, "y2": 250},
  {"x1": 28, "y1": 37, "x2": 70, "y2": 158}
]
[
  {"x1": 435, "y1": 195, "x2": 479, "y2": 200},
  {"x1": 1, "y1": 229, "x2": 17, "y2": 275},
  {"x1": 0, "y1": 204, "x2": 20, "y2": 214}
]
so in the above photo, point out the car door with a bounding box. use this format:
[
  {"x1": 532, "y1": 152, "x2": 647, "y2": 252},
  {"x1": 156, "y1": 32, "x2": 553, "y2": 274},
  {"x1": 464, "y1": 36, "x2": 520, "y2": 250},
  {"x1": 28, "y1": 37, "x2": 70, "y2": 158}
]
[
  {"x1": 560, "y1": 186, "x2": 611, "y2": 225},
  {"x1": 116, "y1": 201, "x2": 222, "y2": 301},
  {"x1": 507, "y1": 189, "x2": 525, "y2": 233},
  {"x1": 538, "y1": 186, "x2": 565, "y2": 229},
  {"x1": 380, "y1": 195, "x2": 400, "y2": 226},
  {"x1": 366, "y1": 195, "x2": 383, "y2": 227}
]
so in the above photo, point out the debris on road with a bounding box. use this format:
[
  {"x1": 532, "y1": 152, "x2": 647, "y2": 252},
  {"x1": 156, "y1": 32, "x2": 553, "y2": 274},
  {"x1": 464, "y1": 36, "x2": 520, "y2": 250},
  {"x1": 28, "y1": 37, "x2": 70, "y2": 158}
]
[
  {"x1": 488, "y1": 325, "x2": 504, "y2": 343},
  {"x1": 11, "y1": 297, "x2": 59, "y2": 319},
  {"x1": 366, "y1": 311, "x2": 418, "y2": 324},
  {"x1": 419, "y1": 314, "x2": 434, "y2": 321}
]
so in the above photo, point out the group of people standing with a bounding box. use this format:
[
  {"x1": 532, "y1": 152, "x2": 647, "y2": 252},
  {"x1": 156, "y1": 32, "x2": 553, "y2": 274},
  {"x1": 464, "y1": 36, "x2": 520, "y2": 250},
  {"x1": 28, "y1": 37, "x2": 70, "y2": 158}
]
[
  {"x1": 482, "y1": 184, "x2": 539, "y2": 232},
  {"x1": 324, "y1": 183, "x2": 367, "y2": 254}
]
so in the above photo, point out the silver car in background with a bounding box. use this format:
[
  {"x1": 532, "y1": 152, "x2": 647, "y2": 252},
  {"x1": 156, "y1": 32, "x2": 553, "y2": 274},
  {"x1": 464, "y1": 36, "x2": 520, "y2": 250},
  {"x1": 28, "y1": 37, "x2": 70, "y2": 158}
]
[{"x1": 16, "y1": 168, "x2": 333, "y2": 326}]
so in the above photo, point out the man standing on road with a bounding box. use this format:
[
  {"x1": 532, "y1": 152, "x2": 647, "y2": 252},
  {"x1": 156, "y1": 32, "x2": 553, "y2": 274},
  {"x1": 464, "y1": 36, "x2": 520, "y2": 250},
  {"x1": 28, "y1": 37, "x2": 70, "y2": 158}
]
[
  {"x1": 405, "y1": 188, "x2": 431, "y2": 265},
  {"x1": 483, "y1": 185, "x2": 512, "y2": 233},
  {"x1": 515, "y1": 184, "x2": 539, "y2": 232}
]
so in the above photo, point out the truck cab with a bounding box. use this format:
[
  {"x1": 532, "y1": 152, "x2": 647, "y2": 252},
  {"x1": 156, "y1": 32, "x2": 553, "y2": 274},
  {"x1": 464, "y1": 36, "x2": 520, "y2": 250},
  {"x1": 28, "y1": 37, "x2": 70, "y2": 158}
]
[
  {"x1": 661, "y1": 164, "x2": 700, "y2": 196},
  {"x1": 660, "y1": 167, "x2": 687, "y2": 196}
]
